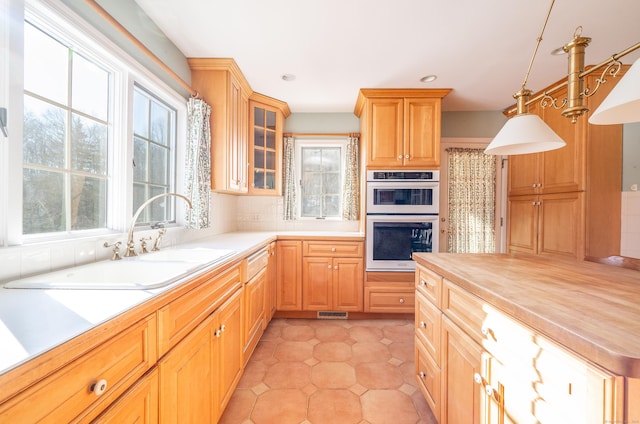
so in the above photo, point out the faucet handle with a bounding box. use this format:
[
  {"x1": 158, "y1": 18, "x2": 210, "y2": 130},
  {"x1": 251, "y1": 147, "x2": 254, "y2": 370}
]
[
  {"x1": 139, "y1": 236, "x2": 152, "y2": 254},
  {"x1": 152, "y1": 228, "x2": 166, "y2": 251},
  {"x1": 103, "y1": 241, "x2": 122, "y2": 261}
]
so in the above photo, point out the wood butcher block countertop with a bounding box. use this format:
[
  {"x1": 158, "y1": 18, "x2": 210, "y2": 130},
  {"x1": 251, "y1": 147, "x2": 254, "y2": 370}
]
[{"x1": 412, "y1": 252, "x2": 640, "y2": 378}]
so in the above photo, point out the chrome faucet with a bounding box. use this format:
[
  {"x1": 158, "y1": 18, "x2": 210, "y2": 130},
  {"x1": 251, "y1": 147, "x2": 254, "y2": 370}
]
[{"x1": 125, "y1": 193, "x2": 192, "y2": 257}]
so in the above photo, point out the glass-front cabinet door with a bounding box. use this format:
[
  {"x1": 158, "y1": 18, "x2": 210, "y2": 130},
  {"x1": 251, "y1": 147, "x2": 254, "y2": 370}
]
[{"x1": 249, "y1": 96, "x2": 287, "y2": 195}]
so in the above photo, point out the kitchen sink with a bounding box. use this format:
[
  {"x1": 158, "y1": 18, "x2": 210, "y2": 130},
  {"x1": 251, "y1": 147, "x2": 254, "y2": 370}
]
[{"x1": 2, "y1": 248, "x2": 235, "y2": 290}]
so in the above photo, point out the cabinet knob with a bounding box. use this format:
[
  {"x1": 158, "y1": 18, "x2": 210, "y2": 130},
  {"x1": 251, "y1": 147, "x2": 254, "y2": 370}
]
[
  {"x1": 419, "y1": 371, "x2": 426, "y2": 378},
  {"x1": 419, "y1": 321, "x2": 427, "y2": 328},
  {"x1": 485, "y1": 384, "x2": 501, "y2": 402},
  {"x1": 91, "y1": 379, "x2": 108, "y2": 396},
  {"x1": 405, "y1": 154, "x2": 410, "y2": 159},
  {"x1": 214, "y1": 329, "x2": 222, "y2": 338},
  {"x1": 473, "y1": 373, "x2": 484, "y2": 385},
  {"x1": 331, "y1": 247, "x2": 336, "y2": 252},
  {"x1": 399, "y1": 298, "x2": 405, "y2": 304},
  {"x1": 398, "y1": 155, "x2": 403, "y2": 159},
  {"x1": 420, "y1": 280, "x2": 428, "y2": 287},
  {"x1": 220, "y1": 324, "x2": 226, "y2": 333},
  {"x1": 334, "y1": 265, "x2": 339, "y2": 270},
  {"x1": 328, "y1": 265, "x2": 332, "y2": 269}
]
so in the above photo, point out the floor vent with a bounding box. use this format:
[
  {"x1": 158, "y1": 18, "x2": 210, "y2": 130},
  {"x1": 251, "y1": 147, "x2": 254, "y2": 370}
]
[{"x1": 317, "y1": 311, "x2": 348, "y2": 320}]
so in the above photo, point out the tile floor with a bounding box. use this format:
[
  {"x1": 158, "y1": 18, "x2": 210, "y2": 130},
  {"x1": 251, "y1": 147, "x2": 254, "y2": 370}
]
[{"x1": 219, "y1": 318, "x2": 438, "y2": 424}]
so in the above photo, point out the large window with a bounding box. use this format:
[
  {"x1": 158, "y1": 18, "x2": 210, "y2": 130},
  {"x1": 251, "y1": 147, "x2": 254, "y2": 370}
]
[
  {"x1": 296, "y1": 140, "x2": 346, "y2": 219},
  {"x1": 132, "y1": 85, "x2": 176, "y2": 225},
  {"x1": 23, "y1": 21, "x2": 110, "y2": 234}
]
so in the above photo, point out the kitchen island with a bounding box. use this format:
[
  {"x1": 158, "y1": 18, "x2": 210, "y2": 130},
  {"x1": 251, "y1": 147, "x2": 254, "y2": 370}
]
[{"x1": 412, "y1": 252, "x2": 640, "y2": 424}]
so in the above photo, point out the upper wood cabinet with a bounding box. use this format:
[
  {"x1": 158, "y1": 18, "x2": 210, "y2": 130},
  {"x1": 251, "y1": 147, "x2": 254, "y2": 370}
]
[
  {"x1": 354, "y1": 89, "x2": 451, "y2": 169},
  {"x1": 506, "y1": 67, "x2": 627, "y2": 259},
  {"x1": 249, "y1": 93, "x2": 290, "y2": 195},
  {"x1": 189, "y1": 58, "x2": 251, "y2": 193}
]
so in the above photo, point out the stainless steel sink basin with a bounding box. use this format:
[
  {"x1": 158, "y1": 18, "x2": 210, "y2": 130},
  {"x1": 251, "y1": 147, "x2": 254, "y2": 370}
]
[{"x1": 3, "y1": 248, "x2": 235, "y2": 290}]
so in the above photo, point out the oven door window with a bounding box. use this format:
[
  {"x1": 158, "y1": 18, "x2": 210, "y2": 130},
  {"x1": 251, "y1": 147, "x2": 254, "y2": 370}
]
[
  {"x1": 372, "y1": 187, "x2": 433, "y2": 207},
  {"x1": 372, "y1": 221, "x2": 434, "y2": 261}
]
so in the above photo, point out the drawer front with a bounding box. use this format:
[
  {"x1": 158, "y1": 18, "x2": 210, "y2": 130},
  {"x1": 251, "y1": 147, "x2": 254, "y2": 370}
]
[
  {"x1": 415, "y1": 336, "x2": 441, "y2": 423},
  {"x1": 415, "y1": 291, "x2": 441, "y2": 365},
  {"x1": 442, "y1": 279, "x2": 486, "y2": 346},
  {"x1": 245, "y1": 246, "x2": 269, "y2": 282},
  {"x1": 303, "y1": 240, "x2": 363, "y2": 257},
  {"x1": 365, "y1": 287, "x2": 414, "y2": 313},
  {"x1": 0, "y1": 315, "x2": 157, "y2": 423},
  {"x1": 415, "y1": 265, "x2": 442, "y2": 307},
  {"x1": 92, "y1": 368, "x2": 159, "y2": 423},
  {"x1": 158, "y1": 263, "x2": 242, "y2": 356}
]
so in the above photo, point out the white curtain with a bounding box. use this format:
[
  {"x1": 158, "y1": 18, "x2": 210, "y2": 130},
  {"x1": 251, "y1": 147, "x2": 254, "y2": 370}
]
[
  {"x1": 282, "y1": 136, "x2": 297, "y2": 220},
  {"x1": 342, "y1": 136, "x2": 359, "y2": 220},
  {"x1": 446, "y1": 148, "x2": 495, "y2": 253},
  {"x1": 185, "y1": 97, "x2": 211, "y2": 229}
]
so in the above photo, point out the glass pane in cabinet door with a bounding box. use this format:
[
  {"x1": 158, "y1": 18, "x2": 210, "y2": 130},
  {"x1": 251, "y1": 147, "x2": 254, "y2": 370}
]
[
  {"x1": 266, "y1": 129, "x2": 275, "y2": 149},
  {"x1": 254, "y1": 127, "x2": 265, "y2": 147},
  {"x1": 266, "y1": 151, "x2": 275, "y2": 171},
  {"x1": 266, "y1": 171, "x2": 275, "y2": 190},
  {"x1": 254, "y1": 149, "x2": 265, "y2": 168},
  {"x1": 254, "y1": 107, "x2": 265, "y2": 127},
  {"x1": 254, "y1": 170, "x2": 264, "y2": 188},
  {"x1": 266, "y1": 110, "x2": 276, "y2": 130}
]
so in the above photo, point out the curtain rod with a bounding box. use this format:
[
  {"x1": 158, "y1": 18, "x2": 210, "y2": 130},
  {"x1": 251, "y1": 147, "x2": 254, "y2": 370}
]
[
  {"x1": 84, "y1": 0, "x2": 198, "y2": 98},
  {"x1": 283, "y1": 132, "x2": 360, "y2": 138}
]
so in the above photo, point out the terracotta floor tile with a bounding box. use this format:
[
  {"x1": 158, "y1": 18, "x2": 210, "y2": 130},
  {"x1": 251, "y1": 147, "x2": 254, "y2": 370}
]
[
  {"x1": 311, "y1": 361, "x2": 357, "y2": 388},
  {"x1": 263, "y1": 361, "x2": 311, "y2": 389},
  {"x1": 351, "y1": 342, "x2": 392, "y2": 363},
  {"x1": 355, "y1": 362, "x2": 404, "y2": 389},
  {"x1": 361, "y1": 389, "x2": 420, "y2": 424},
  {"x1": 274, "y1": 340, "x2": 314, "y2": 362},
  {"x1": 218, "y1": 388, "x2": 256, "y2": 424},
  {"x1": 383, "y1": 322, "x2": 414, "y2": 342},
  {"x1": 349, "y1": 325, "x2": 384, "y2": 342},
  {"x1": 251, "y1": 340, "x2": 277, "y2": 361},
  {"x1": 280, "y1": 324, "x2": 316, "y2": 341},
  {"x1": 251, "y1": 389, "x2": 308, "y2": 424},
  {"x1": 308, "y1": 389, "x2": 362, "y2": 423},
  {"x1": 388, "y1": 341, "x2": 415, "y2": 363},
  {"x1": 313, "y1": 341, "x2": 353, "y2": 362},
  {"x1": 314, "y1": 324, "x2": 351, "y2": 341},
  {"x1": 237, "y1": 360, "x2": 268, "y2": 389}
]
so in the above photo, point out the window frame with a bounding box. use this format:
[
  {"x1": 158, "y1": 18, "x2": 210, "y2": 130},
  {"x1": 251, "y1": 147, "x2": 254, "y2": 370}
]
[
  {"x1": 2, "y1": 0, "x2": 187, "y2": 247},
  {"x1": 294, "y1": 138, "x2": 347, "y2": 220}
]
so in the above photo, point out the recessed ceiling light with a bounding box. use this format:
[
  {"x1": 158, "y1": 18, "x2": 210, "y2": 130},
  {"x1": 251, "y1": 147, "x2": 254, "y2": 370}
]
[
  {"x1": 551, "y1": 46, "x2": 566, "y2": 55},
  {"x1": 281, "y1": 74, "x2": 296, "y2": 82},
  {"x1": 420, "y1": 75, "x2": 437, "y2": 83}
]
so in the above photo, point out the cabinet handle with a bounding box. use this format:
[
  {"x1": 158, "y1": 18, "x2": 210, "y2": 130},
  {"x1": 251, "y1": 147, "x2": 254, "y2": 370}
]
[
  {"x1": 405, "y1": 154, "x2": 410, "y2": 159},
  {"x1": 331, "y1": 247, "x2": 336, "y2": 252},
  {"x1": 485, "y1": 384, "x2": 501, "y2": 402},
  {"x1": 220, "y1": 324, "x2": 226, "y2": 333},
  {"x1": 419, "y1": 321, "x2": 427, "y2": 328},
  {"x1": 398, "y1": 155, "x2": 403, "y2": 159},
  {"x1": 91, "y1": 379, "x2": 108, "y2": 396},
  {"x1": 473, "y1": 373, "x2": 484, "y2": 385},
  {"x1": 399, "y1": 298, "x2": 405, "y2": 304},
  {"x1": 334, "y1": 265, "x2": 339, "y2": 270},
  {"x1": 420, "y1": 279, "x2": 429, "y2": 287},
  {"x1": 214, "y1": 329, "x2": 222, "y2": 338},
  {"x1": 328, "y1": 265, "x2": 332, "y2": 269},
  {"x1": 419, "y1": 371, "x2": 426, "y2": 378}
]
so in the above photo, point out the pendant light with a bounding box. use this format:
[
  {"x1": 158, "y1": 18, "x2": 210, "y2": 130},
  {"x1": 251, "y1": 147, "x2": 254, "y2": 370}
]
[
  {"x1": 589, "y1": 57, "x2": 640, "y2": 125},
  {"x1": 485, "y1": 0, "x2": 565, "y2": 156}
]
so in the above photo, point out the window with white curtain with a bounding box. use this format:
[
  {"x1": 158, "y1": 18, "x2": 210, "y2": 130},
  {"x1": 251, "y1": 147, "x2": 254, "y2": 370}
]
[{"x1": 295, "y1": 139, "x2": 347, "y2": 219}]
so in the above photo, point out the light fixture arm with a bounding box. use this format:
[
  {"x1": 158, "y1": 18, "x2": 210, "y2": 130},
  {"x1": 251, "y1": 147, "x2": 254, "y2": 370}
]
[{"x1": 520, "y1": 0, "x2": 556, "y2": 92}]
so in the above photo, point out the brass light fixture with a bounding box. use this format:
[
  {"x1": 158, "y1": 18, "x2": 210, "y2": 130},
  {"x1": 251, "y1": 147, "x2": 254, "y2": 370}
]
[{"x1": 486, "y1": 0, "x2": 640, "y2": 155}]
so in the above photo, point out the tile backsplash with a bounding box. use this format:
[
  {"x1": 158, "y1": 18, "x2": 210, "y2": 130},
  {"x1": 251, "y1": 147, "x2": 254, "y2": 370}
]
[{"x1": 621, "y1": 191, "x2": 640, "y2": 259}]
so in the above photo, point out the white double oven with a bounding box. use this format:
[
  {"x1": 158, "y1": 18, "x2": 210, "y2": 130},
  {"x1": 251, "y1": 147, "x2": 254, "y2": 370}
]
[{"x1": 365, "y1": 170, "x2": 439, "y2": 272}]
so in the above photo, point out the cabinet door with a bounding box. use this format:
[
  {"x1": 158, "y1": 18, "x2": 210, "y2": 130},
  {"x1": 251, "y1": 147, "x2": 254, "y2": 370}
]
[
  {"x1": 159, "y1": 313, "x2": 216, "y2": 424},
  {"x1": 538, "y1": 192, "x2": 584, "y2": 258},
  {"x1": 507, "y1": 153, "x2": 540, "y2": 196},
  {"x1": 367, "y1": 97, "x2": 404, "y2": 167},
  {"x1": 302, "y1": 256, "x2": 333, "y2": 310},
  {"x1": 228, "y1": 76, "x2": 245, "y2": 192},
  {"x1": 276, "y1": 241, "x2": 303, "y2": 311},
  {"x1": 266, "y1": 241, "x2": 277, "y2": 323},
  {"x1": 217, "y1": 289, "x2": 243, "y2": 418},
  {"x1": 442, "y1": 316, "x2": 487, "y2": 424},
  {"x1": 404, "y1": 98, "x2": 440, "y2": 167},
  {"x1": 249, "y1": 101, "x2": 282, "y2": 195},
  {"x1": 507, "y1": 195, "x2": 538, "y2": 254},
  {"x1": 332, "y1": 257, "x2": 363, "y2": 311},
  {"x1": 93, "y1": 369, "x2": 158, "y2": 424},
  {"x1": 244, "y1": 267, "x2": 266, "y2": 363}
]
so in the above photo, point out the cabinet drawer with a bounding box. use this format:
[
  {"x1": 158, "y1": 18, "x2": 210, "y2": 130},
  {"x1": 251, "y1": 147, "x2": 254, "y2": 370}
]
[
  {"x1": 93, "y1": 368, "x2": 159, "y2": 423},
  {"x1": 415, "y1": 336, "x2": 441, "y2": 423},
  {"x1": 415, "y1": 265, "x2": 442, "y2": 307},
  {"x1": 415, "y1": 291, "x2": 441, "y2": 365},
  {"x1": 158, "y1": 263, "x2": 242, "y2": 356},
  {"x1": 0, "y1": 315, "x2": 157, "y2": 423},
  {"x1": 365, "y1": 287, "x2": 414, "y2": 313},
  {"x1": 303, "y1": 240, "x2": 363, "y2": 257},
  {"x1": 244, "y1": 246, "x2": 269, "y2": 282},
  {"x1": 442, "y1": 279, "x2": 487, "y2": 346}
]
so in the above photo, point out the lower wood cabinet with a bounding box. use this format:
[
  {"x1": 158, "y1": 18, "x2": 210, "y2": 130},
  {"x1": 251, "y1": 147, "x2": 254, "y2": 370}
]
[
  {"x1": 159, "y1": 288, "x2": 242, "y2": 424},
  {"x1": 276, "y1": 240, "x2": 303, "y2": 311},
  {"x1": 93, "y1": 368, "x2": 159, "y2": 424},
  {"x1": 302, "y1": 257, "x2": 363, "y2": 311},
  {"x1": 365, "y1": 271, "x2": 415, "y2": 313}
]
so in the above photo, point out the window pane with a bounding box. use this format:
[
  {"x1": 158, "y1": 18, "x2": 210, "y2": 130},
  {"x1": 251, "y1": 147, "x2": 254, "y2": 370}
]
[
  {"x1": 254, "y1": 107, "x2": 264, "y2": 127},
  {"x1": 23, "y1": 95, "x2": 66, "y2": 168},
  {"x1": 303, "y1": 172, "x2": 322, "y2": 193},
  {"x1": 133, "y1": 183, "x2": 147, "y2": 221},
  {"x1": 71, "y1": 113, "x2": 107, "y2": 174},
  {"x1": 266, "y1": 150, "x2": 275, "y2": 170},
  {"x1": 266, "y1": 110, "x2": 276, "y2": 130},
  {"x1": 254, "y1": 149, "x2": 264, "y2": 169},
  {"x1": 266, "y1": 172, "x2": 275, "y2": 190},
  {"x1": 24, "y1": 22, "x2": 68, "y2": 104},
  {"x1": 72, "y1": 52, "x2": 109, "y2": 121},
  {"x1": 149, "y1": 186, "x2": 168, "y2": 222},
  {"x1": 151, "y1": 100, "x2": 170, "y2": 145},
  {"x1": 254, "y1": 170, "x2": 264, "y2": 189},
  {"x1": 149, "y1": 144, "x2": 168, "y2": 184},
  {"x1": 323, "y1": 172, "x2": 340, "y2": 194},
  {"x1": 266, "y1": 130, "x2": 275, "y2": 149},
  {"x1": 302, "y1": 148, "x2": 321, "y2": 172},
  {"x1": 302, "y1": 195, "x2": 321, "y2": 217},
  {"x1": 324, "y1": 195, "x2": 340, "y2": 217},
  {"x1": 23, "y1": 169, "x2": 65, "y2": 234},
  {"x1": 133, "y1": 137, "x2": 147, "y2": 181},
  {"x1": 323, "y1": 148, "x2": 341, "y2": 171},
  {"x1": 133, "y1": 90, "x2": 149, "y2": 138},
  {"x1": 71, "y1": 175, "x2": 106, "y2": 230},
  {"x1": 254, "y1": 127, "x2": 264, "y2": 147}
]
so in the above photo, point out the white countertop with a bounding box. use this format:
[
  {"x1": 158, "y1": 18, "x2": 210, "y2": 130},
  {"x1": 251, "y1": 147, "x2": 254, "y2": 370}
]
[{"x1": 0, "y1": 231, "x2": 362, "y2": 375}]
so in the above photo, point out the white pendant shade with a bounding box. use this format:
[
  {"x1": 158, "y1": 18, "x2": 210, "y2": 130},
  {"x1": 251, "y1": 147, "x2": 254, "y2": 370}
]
[
  {"x1": 589, "y1": 57, "x2": 640, "y2": 125},
  {"x1": 484, "y1": 113, "x2": 566, "y2": 155}
]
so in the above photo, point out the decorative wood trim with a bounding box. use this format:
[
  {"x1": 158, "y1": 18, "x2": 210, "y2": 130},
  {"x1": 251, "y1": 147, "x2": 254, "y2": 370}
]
[
  {"x1": 249, "y1": 92, "x2": 291, "y2": 117},
  {"x1": 187, "y1": 58, "x2": 253, "y2": 96},
  {"x1": 354, "y1": 88, "x2": 452, "y2": 117},
  {"x1": 283, "y1": 132, "x2": 360, "y2": 138}
]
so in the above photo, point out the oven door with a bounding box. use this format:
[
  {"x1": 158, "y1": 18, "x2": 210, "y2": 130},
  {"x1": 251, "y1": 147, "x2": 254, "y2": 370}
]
[
  {"x1": 366, "y1": 215, "x2": 439, "y2": 271},
  {"x1": 366, "y1": 182, "x2": 439, "y2": 214}
]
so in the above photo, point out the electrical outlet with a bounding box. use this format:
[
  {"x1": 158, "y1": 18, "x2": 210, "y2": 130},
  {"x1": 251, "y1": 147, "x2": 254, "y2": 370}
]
[{"x1": 631, "y1": 184, "x2": 638, "y2": 191}]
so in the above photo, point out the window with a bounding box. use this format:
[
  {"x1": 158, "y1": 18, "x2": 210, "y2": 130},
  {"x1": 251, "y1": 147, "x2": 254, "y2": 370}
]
[
  {"x1": 296, "y1": 140, "x2": 346, "y2": 218},
  {"x1": 23, "y1": 21, "x2": 110, "y2": 234},
  {"x1": 132, "y1": 85, "x2": 176, "y2": 225}
]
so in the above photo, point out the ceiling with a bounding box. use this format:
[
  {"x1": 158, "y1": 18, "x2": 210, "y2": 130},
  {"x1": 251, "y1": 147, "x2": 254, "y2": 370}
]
[{"x1": 134, "y1": 0, "x2": 640, "y2": 114}]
